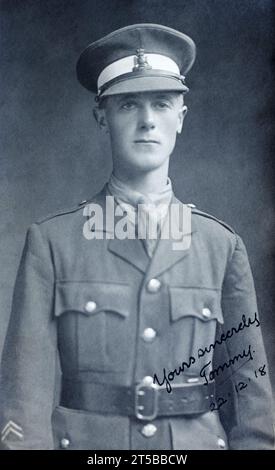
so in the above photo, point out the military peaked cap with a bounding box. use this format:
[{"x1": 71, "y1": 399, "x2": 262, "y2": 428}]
[{"x1": 76, "y1": 23, "x2": 196, "y2": 99}]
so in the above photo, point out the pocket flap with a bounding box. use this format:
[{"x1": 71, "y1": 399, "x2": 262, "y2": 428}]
[
  {"x1": 54, "y1": 281, "x2": 131, "y2": 318},
  {"x1": 169, "y1": 287, "x2": 223, "y2": 324}
]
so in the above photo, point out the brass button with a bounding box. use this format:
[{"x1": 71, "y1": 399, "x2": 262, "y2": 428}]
[
  {"x1": 202, "y1": 307, "x2": 211, "y2": 318},
  {"x1": 217, "y1": 437, "x2": 226, "y2": 449},
  {"x1": 142, "y1": 328, "x2": 156, "y2": 342},
  {"x1": 142, "y1": 376, "x2": 154, "y2": 386},
  {"x1": 147, "y1": 278, "x2": 161, "y2": 293},
  {"x1": 60, "y1": 437, "x2": 70, "y2": 449},
  {"x1": 84, "y1": 301, "x2": 97, "y2": 313},
  {"x1": 141, "y1": 423, "x2": 157, "y2": 438}
]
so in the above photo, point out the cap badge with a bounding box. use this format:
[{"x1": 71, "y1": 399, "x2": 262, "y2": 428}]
[{"x1": 133, "y1": 48, "x2": 152, "y2": 72}]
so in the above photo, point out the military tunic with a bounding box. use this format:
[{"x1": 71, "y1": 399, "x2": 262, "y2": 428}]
[{"x1": 0, "y1": 186, "x2": 274, "y2": 449}]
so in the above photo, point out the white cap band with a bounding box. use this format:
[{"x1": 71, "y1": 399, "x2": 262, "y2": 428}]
[{"x1": 97, "y1": 53, "x2": 180, "y2": 91}]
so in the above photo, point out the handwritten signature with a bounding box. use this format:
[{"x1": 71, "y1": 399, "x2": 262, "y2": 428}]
[
  {"x1": 153, "y1": 312, "x2": 260, "y2": 393},
  {"x1": 199, "y1": 344, "x2": 254, "y2": 385}
]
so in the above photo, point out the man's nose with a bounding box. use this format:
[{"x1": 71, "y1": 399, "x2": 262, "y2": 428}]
[{"x1": 138, "y1": 104, "x2": 156, "y2": 130}]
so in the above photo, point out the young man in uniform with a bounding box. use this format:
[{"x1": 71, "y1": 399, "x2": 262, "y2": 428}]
[{"x1": 0, "y1": 24, "x2": 274, "y2": 450}]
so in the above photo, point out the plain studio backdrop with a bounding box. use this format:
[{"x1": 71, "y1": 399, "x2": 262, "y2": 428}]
[{"x1": 0, "y1": 0, "x2": 274, "y2": 405}]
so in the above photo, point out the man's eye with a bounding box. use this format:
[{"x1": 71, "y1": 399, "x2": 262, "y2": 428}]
[
  {"x1": 155, "y1": 101, "x2": 170, "y2": 109},
  {"x1": 121, "y1": 102, "x2": 136, "y2": 110}
]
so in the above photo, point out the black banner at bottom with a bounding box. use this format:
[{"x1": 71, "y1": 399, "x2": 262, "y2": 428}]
[{"x1": 0, "y1": 450, "x2": 274, "y2": 466}]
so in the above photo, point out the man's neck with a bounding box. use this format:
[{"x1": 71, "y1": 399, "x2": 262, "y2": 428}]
[{"x1": 112, "y1": 165, "x2": 169, "y2": 195}]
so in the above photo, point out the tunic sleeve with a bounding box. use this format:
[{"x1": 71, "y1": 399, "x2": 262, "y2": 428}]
[
  {"x1": 0, "y1": 223, "x2": 57, "y2": 449},
  {"x1": 217, "y1": 234, "x2": 274, "y2": 449}
]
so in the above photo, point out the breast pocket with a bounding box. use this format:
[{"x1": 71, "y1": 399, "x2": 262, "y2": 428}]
[
  {"x1": 54, "y1": 281, "x2": 133, "y2": 373},
  {"x1": 169, "y1": 287, "x2": 223, "y2": 373}
]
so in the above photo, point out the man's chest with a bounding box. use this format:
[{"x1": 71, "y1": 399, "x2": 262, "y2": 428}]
[{"x1": 53, "y1": 235, "x2": 226, "y2": 380}]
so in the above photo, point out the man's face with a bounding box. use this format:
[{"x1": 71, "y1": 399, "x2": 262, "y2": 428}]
[{"x1": 95, "y1": 91, "x2": 186, "y2": 176}]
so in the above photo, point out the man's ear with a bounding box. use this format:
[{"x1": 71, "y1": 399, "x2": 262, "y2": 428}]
[
  {"x1": 177, "y1": 105, "x2": 188, "y2": 134},
  {"x1": 93, "y1": 106, "x2": 109, "y2": 133}
]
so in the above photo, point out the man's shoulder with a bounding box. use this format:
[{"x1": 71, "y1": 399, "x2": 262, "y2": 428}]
[
  {"x1": 187, "y1": 204, "x2": 238, "y2": 257},
  {"x1": 190, "y1": 206, "x2": 235, "y2": 235},
  {"x1": 173, "y1": 196, "x2": 235, "y2": 236},
  {"x1": 35, "y1": 187, "x2": 107, "y2": 226},
  {"x1": 35, "y1": 200, "x2": 88, "y2": 225}
]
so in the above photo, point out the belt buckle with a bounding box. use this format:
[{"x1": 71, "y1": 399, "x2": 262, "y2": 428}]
[{"x1": 135, "y1": 382, "x2": 159, "y2": 420}]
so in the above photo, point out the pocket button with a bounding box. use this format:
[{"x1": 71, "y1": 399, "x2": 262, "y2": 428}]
[
  {"x1": 84, "y1": 301, "x2": 97, "y2": 313},
  {"x1": 202, "y1": 307, "x2": 211, "y2": 318}
]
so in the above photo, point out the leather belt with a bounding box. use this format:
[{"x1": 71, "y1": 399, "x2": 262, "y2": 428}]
[{"x1": 60, "y1": 379, "x2": 215, "y2": 420}]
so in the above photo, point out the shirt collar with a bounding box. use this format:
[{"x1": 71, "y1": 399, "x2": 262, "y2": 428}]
[{"x1": 107, "y1": 173, "x2": 173, "y2": 208}]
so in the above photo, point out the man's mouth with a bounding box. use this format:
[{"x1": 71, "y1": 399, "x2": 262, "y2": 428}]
[{"x1": 134, "y1": 139, "x2": 160, "y2": 144}]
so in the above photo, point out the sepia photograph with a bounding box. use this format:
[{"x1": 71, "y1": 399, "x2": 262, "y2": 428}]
[{"x1": 0, "y1": 0, "x2": 274, "y2": 456}]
